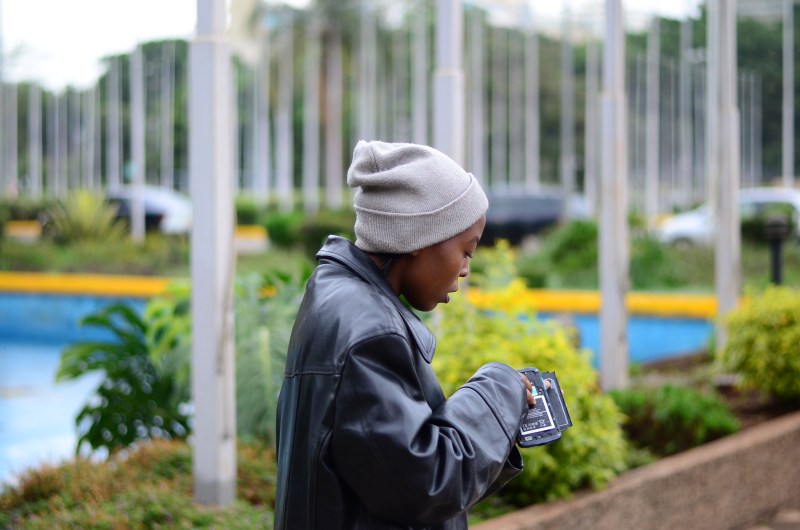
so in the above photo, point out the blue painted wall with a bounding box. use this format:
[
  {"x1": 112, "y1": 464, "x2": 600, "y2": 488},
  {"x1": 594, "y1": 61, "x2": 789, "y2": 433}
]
[
  {"x1": 0, "y1": 293, "x2": 147, "y2": 344},
  {"x1": 539, "y1": 312, "x2": 713, "y2": 367}
]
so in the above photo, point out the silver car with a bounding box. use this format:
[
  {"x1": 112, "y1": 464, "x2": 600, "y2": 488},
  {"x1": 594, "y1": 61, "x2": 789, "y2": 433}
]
[{"x1": 654, "y1": 187, "x2": 800, "y2": 247}]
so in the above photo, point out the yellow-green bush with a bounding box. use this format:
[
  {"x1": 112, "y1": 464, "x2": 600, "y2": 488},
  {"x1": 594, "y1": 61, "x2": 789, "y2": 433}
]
[
  {"x1": 718, "y1": 286, "x2": 800, "y2": 401},
  {"x1": 433, "y1": 281, "x2": 628, "y2": 505},
  {"x1": 45, "y1": 190, "x2": 126, "y2": 244}
]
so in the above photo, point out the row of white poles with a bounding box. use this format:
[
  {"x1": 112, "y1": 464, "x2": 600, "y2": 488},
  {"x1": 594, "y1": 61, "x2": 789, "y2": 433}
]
[{"x1": 0, "y1": 2, "x2": 777, "y2": 219}]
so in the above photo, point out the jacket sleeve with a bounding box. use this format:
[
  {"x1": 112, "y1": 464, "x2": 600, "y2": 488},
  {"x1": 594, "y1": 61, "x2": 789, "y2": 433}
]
[{"x1": 330, "y1": 332, "x2": 528, "y2": 526}]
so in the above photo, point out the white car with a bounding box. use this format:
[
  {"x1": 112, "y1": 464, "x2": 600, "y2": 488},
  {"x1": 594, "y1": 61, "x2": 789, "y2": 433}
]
[
  {"x1": 654, "y1": 187, "x2": 800, "y2": 247},
  {"x1": 106, "y1": 185, "x2": 193, "y2": 235}
]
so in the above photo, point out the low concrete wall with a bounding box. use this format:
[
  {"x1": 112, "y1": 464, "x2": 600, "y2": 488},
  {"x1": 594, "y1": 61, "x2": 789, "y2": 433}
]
[{"x1": 475, "y1": 411, "x2": 800, "y2": 530}]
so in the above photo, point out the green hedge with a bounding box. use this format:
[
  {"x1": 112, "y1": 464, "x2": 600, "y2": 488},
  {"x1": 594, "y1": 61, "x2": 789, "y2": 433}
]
[
  {"x1": 718, "y1": 285, "x2": 800, "y2": 401},
  {"x1": 262, "y1": 208, "x2": 355, "y2": 257},
  {"x1": 0, "y1": 196, "x2": 53, "y2": 221},
  {"x1": 514, "y1": 220, "x2": 685, "y2": 290}
]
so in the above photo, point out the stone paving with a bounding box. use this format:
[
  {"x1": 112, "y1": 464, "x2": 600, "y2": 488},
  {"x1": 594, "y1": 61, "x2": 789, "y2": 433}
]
[{"x1": 745, "y1": 507, "x2": 800, "y2": 530}]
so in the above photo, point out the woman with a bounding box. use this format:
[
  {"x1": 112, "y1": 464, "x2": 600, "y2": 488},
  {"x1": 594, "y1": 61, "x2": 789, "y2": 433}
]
[{"x1": 275, "y1": 141, "x2": 535, "y2": 529}]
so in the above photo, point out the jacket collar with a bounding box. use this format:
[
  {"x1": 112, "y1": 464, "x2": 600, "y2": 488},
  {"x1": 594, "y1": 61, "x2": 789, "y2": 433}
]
[{"x1": 316, "y1": 236, "x2": 437, "y2": 363}]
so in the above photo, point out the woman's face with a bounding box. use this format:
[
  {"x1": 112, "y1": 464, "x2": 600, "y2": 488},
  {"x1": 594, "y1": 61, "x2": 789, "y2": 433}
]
[{"x1": 395, "y1": 215, "x2": 486, "y2": 312}]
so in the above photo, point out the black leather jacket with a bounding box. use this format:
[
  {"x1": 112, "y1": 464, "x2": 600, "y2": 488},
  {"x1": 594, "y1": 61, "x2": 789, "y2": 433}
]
[{"x1": 275, "y1": 236, "x2": 528, "y2": 529}]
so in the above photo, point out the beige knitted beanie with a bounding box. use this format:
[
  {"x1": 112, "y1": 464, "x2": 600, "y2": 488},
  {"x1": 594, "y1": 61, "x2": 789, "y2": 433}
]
[{"x1": 346, "y1": 140, "x2": 488, "y2": 254}]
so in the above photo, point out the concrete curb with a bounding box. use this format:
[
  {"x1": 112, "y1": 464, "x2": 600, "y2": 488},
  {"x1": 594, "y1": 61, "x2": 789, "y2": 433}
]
[{"x1": 475, "y1": 410, "x2": 800, "y2": 530}]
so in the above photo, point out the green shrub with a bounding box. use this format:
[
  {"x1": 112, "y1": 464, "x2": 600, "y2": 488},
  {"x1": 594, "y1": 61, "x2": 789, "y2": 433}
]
[
  {"x1": 45, "y1": 190, "x2": 126, "y2": 244},
  {"x1": 515, "y1": 221, "x2": 687, "y2": 290},
  {"x1": 0, "y1": 203, "x2": 9, "y2": 248},
  {"x1": 56, "y1": 295, "x2": 193, "y2": 454},
  {"x1": 539, "y1": 220, "x2": 599, "y2": 272},
  {"x1": 57, "y1": 273, "x2": 303, "y2": 454},
  {"x1": 298, "y1": 209, "x2": 356, "y2": 257},
  {"x1": 630, "y1": 236, "x2": 685, "y2": 289},
  {"x1": 0, "y1": 236, "x2": 189, "y2": 275},
  {"x1": 718, "y1": 285, "x2": 800, "y2": 401},
  {"x1": 609, "y1": 385, "x2": 740, "y2": 457},
  {"x1": 234, "y1": 272, "x2": 304, "y2": 445},
  {"x1": 516, "y1": 220, "x2": 598, "y2": 288},
  {"x1": 0, "y1": 196, "x2": 53, "y2": 221},
  {"x1": 263, "y1": 210, "x2": 305, "y2": 248},
  {"x1": 740, "y1": 203, "x2": 797, "y2": 244},
  {"x1": 433, "y1": 283, "x2": 628, "y2": 505},
  {"x1": 236, "y1": 195, "x2": 263, "y2": 225}
]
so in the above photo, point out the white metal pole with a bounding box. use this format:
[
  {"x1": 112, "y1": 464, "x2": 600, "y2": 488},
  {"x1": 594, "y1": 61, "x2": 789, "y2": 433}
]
[
  {"x1": 190, "y1": 0, "x2": 237, "y2": 506},
  {"x1": 433, "y1": 0, "x2": 465, "y2": 165},
  {"x1": 560, "y1": 5, "x2": 576, "y2": 195},
  {"x1": 392, "y1": 26, "x2": 410, "y2": 142},
  {"x1": 712, "y1": 0, "x2": 741, "y2": 351},
  {"x1": 130, "y1": 45, "x2": 146, "y2": 241},
  {"x1": 107, "y1": 57, "x2": 122, "y2": 190},
  {"x1": 59, "y1": 92, "x2": 69, "y2": 196},
  {"x1": 68, "y1": 91, "x2": 80, "y2": 190},
  {"x1": 28, "y1": 84, "x2": 41, "y2": 198},
  {"x1": 303, "y1": 16, "x2": 321, "y2": 214},
  {"x1": 707, "y1": 2, "x2": 719, "y2": 215},
  {"x1": 524, "y1": 6, "x2": 540, "y2": 191},
  {"x1": 275, "y1": 12, "x2": 294, "y2": 211},
  {"x1": 756, "y1": 74, "x2": 763, "y2": 183},
  {"x1": 783, "y1": 0, "x2": 794, "y2": 187},
  {"x1": 585, "y1": 39, "x2": 599, "y2": 215},
  {"x1": 51, "y1": 94, "x2": 62, "y2": 196},
  {"x1": 83, "y1": 89, "x2": 95, "y2": 189},
  {"x1": 468, "y1": 7, "x2": 486, "y2": 184},
  {"x1": 324, "y1": 26, "x2": 343, "y2": 210},
  {"x1": 679, "y1": 17, "x2": 693, "y2": 208},
  {"x1": 645, "y1": 18, "x2": 660, "y2": 226},
  {"x1": 7, "y1": 81, "x2": 16, "y2": 196},
  {"x1": 276, "y1": 15, "x2": 294, "y2": 212},
  {"x1": 161, "y1": 42, "x2": 175, "y2": 190},
  {"x1": 412, "y1": 1, "x2": 429, "y2": 145},
  {"x1": 599, "y1": 0, "x2": 629, "y2": 391},
  {"x1": 256, "y1": 26, "x2": 272, "y2": 204},
  {"x1": 359, "y1": 3, "x2": 377, "y2": 142},
  {"x1": 490, "y1": 26, "x2": 507, "y2": 190},
  {"x1": 509, "y1": 32, "x2": 524, "y2": 187},
  {"x1": 0, "y1": 0, "x2": 4, "y2": 198},
  {"x1": 94, "y1": 85, "x2": 102, "y2": 190},
  {"x1": 749, "y1": 72, "x2": 758, "y2": 186},
  {"x1": 693, "y1": 60, "x2": 706, "y2": 204}
]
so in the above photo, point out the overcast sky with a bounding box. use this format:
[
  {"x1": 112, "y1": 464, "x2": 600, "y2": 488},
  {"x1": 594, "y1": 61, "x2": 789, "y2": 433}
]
[{"x1": 1, "y1": 0, "x2": 701, "y2": 92}]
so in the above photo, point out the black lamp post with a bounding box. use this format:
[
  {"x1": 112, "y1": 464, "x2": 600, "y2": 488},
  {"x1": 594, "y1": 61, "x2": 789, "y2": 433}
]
[{"x1": 764, "y1": 213, "x2": 790, "y2": 285}]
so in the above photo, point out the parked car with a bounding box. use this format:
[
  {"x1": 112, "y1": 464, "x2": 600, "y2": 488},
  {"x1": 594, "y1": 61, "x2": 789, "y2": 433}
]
[
  {"x1": 106, "y1": 185, "x2": 192, "y2": 235},
  {"x1": 654, "y1": 187, "x2": 800, "y2": 247},
  {"x1": 481, "y1": 188, "x2": 593, "y2": 246}
]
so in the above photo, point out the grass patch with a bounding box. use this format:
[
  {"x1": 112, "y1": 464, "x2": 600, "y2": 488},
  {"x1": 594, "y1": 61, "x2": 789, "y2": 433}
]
[{"x1": 0, "y1": 439, "x2": 276, "y2": 529}]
